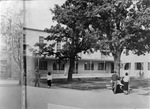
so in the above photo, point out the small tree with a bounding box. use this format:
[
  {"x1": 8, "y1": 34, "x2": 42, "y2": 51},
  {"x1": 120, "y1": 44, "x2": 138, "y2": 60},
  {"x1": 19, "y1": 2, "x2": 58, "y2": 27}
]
[
  {"x1": 44, "y1": 0, "x2": 97, "y2": 81},
  {"x1": 85, "y1": 0, "x2": 150, "y2": 76}
]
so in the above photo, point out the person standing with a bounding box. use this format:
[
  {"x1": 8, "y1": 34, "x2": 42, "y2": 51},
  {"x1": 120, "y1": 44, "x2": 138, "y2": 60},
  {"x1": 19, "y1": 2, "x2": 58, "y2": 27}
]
[
  {"x1": 122, "y1": 72, "x2": 130, "y2": 94},
  {"x1": 47, "y1": 72, "x2": 52, "y2": 88},
  {"x1": 35, "y1": 68, "x2": 40, "y2": 87},
  {"x1": 111, "y1": 71, "x2": 119, "y2": 94}
]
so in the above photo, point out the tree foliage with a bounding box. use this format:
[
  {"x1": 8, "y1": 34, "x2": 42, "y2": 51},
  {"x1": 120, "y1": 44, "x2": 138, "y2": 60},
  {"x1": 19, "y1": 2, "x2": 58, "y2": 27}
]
[
  {"x1": 84, "y1": 0, "x2": 150, "y2": 75},
  {"x1": 44, "y1": 0, "x2": 98, "y2": 81},
  {"x1": 42, "y1": 0, "x2": 150, "y2": 79},
  {"x1": 0, "y1": 1, "x2": 24, "y2": 79}
]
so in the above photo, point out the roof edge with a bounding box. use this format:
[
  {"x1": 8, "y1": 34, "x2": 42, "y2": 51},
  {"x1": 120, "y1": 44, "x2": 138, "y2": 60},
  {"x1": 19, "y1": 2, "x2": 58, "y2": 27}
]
[{"x1": 23, "y1": 27, "x2": 45, "y2": 32}]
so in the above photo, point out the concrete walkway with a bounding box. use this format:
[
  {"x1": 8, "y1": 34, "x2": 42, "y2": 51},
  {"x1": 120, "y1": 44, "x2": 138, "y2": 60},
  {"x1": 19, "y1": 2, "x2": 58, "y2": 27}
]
[
  {"x1": 26, "y1": 86, "x2": 150, "y2": 109},
  {"x1": 0, "y1": 79, "x2": 19, "y2": 85},
  {"x1": 0, "y1": 85, "x2": 21, "y2": 109}
]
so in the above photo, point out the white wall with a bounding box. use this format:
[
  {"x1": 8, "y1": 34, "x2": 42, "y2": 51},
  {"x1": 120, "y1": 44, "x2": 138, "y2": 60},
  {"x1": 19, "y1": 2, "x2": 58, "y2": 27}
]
[{"x1": 121, "y1": 50, "x2": 150, "y2": 78}]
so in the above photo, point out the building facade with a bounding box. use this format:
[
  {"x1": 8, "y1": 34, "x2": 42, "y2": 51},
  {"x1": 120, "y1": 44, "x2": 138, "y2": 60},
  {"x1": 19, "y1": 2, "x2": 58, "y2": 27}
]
[
  {"x1": 121, "y1": 51, "x2": 150, "y2": 77},
  {"x1": 24, "y1": 27, "x2": 150, "y2": 80},
  {"x1": 23, "y1": 27, "x2": 114, "y2": 80}
]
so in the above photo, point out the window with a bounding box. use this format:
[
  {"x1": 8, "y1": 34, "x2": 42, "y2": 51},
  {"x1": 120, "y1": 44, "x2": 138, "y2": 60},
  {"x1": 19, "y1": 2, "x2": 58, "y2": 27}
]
[
  {"x1": 84, "y1": 62, "x2": 90, "y2": 70},
  {"x1": 56, "y1": 41, "x2": 61, "y2": 51},
  {"x1": 39, "y1": 61, "x2": 47, "y2": 70},
  {"x1": 39, "y1": 36, "x2": 44, "y2": 44},
  {"x1": 53, "y1": 62, "x2": 57, "y2": 70},
  {"x1": 148, "y1": 62, "x2": 150, "y2": 70},
  {"x1": 125, "y1": 49, "x2": 129, "y2": 56},
  {"x1": 53, "y1": 62, "x2": 65, "y2": 70},
  {"x1": 124, "y1": 63, "x2": 131, "y2": 70},
  {"x1": 98, "y1": 62, "x2": 106, "y2": 70},
  {"x1": 91, "y1": 63, "x2": 94, "y2": 70},
  {"x1": 84, "y1": 62, "x2": 94, "y2": 70},
  {"x1": 135, "y1": 62, "x2": 143, "y2": 70}
]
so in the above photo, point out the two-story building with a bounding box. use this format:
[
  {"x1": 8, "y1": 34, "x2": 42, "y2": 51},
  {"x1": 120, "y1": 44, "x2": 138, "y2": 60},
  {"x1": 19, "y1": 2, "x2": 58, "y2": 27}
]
[
  {"x1": 23, "y1": 27, "x2": 114, "y2": 80},
  {"x1": 23, "y1": 27, "x2": 150, "y2": 81}
]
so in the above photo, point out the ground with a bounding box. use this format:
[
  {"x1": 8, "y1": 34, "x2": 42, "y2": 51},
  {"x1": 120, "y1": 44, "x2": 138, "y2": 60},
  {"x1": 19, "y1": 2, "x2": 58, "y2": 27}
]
[
  {"x1": 0, "y1": 77, "x2": 150, "y2": 109},
  {"x1": 27, "y1": 77, "x2": 150, "y2": 109},
  {"x1": 0, "y1": 84, "x2": 21, "y2": 109},
  {"x1": 34, "y1": 77, "x2": 150, "y2": 92}
]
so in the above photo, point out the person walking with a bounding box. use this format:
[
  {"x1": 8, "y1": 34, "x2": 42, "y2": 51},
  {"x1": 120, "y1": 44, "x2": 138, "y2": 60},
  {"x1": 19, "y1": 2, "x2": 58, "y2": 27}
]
[
  {"x1": 111, "y1": 71, "x2": 119, "y2": 94},
  {"x1": 47, "y1": 72, "x2": 52, "y2": 88},
  {"x1": 35, "y1": 68, "x2": 40, "y2": 87},
  {"x1": 122, "y1": 72, "x2": 130, "y2": 95}
]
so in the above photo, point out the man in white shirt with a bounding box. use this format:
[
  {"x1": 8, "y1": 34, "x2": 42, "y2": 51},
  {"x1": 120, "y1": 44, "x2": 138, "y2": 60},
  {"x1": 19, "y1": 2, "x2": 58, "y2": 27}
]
[
  {"x1": 47, "y1": 72, "x2": 52, "y2": 88},
  {"x1": 123, "y1": 72, "x2": 130, "y2": 82},
  {"x1": 123, "y1": 72, "x2": 130, "y2": 94}
]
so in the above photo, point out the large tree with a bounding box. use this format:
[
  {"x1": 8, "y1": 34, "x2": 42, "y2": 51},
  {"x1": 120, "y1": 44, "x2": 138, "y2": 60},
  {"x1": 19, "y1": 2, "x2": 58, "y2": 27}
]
[
  {"x1": 0, "y1": 1, "x2": 24, "y2": 80},
  {"x1": 84, "y1": 0, "x2": 150, "y2": 76},
  {"x1": 44, "y1": 0, "x2": 97, "y2": 81}
]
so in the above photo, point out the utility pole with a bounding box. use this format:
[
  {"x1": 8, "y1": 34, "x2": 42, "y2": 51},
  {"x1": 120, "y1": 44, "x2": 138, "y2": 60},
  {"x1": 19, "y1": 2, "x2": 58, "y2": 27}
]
[{"x1": 21, "y1": 1, "x2": 27, "y2": 109}]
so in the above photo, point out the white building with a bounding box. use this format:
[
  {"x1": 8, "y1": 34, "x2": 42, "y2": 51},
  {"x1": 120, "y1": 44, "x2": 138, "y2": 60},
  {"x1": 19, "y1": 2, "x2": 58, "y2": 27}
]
[
  {"x1": 23, "y1": 27, "x2": 114, "y2": 81},
  {"x1": 24, "y1": 27, "x2": 150, "y2": 81},
  {"x1": 121, "y1": 51, "x2": 150, "y2": 77}
]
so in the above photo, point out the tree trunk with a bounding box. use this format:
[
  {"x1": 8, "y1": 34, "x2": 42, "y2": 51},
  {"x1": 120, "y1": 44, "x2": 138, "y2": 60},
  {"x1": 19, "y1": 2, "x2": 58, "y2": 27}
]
[
  {"x1": 67, "y1": 56, "x2": 75, "y2": 81},
  {"x1": 113, "y1": 51, "x2": 122, "y2": 77}
]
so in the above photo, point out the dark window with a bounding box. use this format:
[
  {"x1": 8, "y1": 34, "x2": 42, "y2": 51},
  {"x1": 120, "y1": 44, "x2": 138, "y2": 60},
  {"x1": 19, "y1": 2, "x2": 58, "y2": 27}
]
[
  {"x1": 84, "y1": 62, "x2": 94, "y2": 70},
  {"x1": 39, "y1": 36, "x2": 44, "y2": 44},
  {"x1": 39, "y1": 61, "x2": 47, "y2": 70},
  {"x1": 98, "y1": 62, "x2": 106, "y2": 70},
  {"x1": 124, "y1": 63, "x2": 131, "y2": 70},
  {"x1": 91, "y1": 63, "x2": 94, "y2": 70},
  {"x1": 53, "y1": 62, "x2": 57, "y2": 70},
  {"x1": 53, "y1": 62, "x2": 65, "y2": 70},
  {"x1": 148, "y1": 62, "x2": 150, "y2": 70},
  {"x1": 135, "y1": 62, "x2": 143, "y2": 70}
]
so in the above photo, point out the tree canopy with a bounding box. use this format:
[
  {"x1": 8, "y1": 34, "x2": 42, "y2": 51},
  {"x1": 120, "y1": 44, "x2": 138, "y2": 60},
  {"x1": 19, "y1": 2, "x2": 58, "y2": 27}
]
[
  {"x1": 0, "y1": 1, "x2": 24, "y2": 79},
  {"x1": 42, "y1": 0, "x2": 150, "y2": 79},
  {"x1": 44, "y1": 0, "x2": 98, "y2": 81},
  {"x1": 82, "y1": 0, "x2": 150, "y2": 75}
]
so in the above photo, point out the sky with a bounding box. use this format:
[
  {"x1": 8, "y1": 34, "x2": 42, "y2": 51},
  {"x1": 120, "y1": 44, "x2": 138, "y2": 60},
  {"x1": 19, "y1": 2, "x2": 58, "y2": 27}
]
[{"x1": 25, "y1": 0, "x2": 66, "y2": 30}]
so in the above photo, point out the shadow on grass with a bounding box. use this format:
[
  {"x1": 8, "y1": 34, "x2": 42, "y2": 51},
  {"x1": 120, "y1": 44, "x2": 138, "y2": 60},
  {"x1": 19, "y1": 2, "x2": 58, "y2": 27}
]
[
  {"x1": 30, "y1": 77, "x2": 150, "y2": 91},
  {"x1": 130, "y1": 77, "x2": 150, "y2": 89}
]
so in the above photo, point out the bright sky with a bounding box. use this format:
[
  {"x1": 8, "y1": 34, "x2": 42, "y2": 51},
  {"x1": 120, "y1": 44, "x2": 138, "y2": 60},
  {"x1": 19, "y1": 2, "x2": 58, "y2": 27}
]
[{"x1": 25, "y1": 0, "x2": 66, "y2": 30}]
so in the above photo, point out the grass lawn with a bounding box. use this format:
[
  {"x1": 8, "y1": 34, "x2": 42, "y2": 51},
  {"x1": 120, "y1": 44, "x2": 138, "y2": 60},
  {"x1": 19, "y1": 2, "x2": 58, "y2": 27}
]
[{"x1": 37, "y1": 77, "x2": 150, "y2": 91}]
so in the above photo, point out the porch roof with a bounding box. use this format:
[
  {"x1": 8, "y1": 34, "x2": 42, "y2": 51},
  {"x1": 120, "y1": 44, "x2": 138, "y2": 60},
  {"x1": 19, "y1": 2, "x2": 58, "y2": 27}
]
[{"x1": 35, "y1": 56, "x2": 114, "y2": 62}]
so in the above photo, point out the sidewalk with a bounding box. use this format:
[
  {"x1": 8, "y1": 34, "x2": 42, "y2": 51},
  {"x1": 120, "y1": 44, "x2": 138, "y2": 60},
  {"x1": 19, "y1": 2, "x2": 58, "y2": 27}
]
[
  {"x1": 0, "y1": 79, "x2": 19, "y2": 85},
  {"x1": 26, "y1": 86, "x2": 150, "y2": 109}
]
